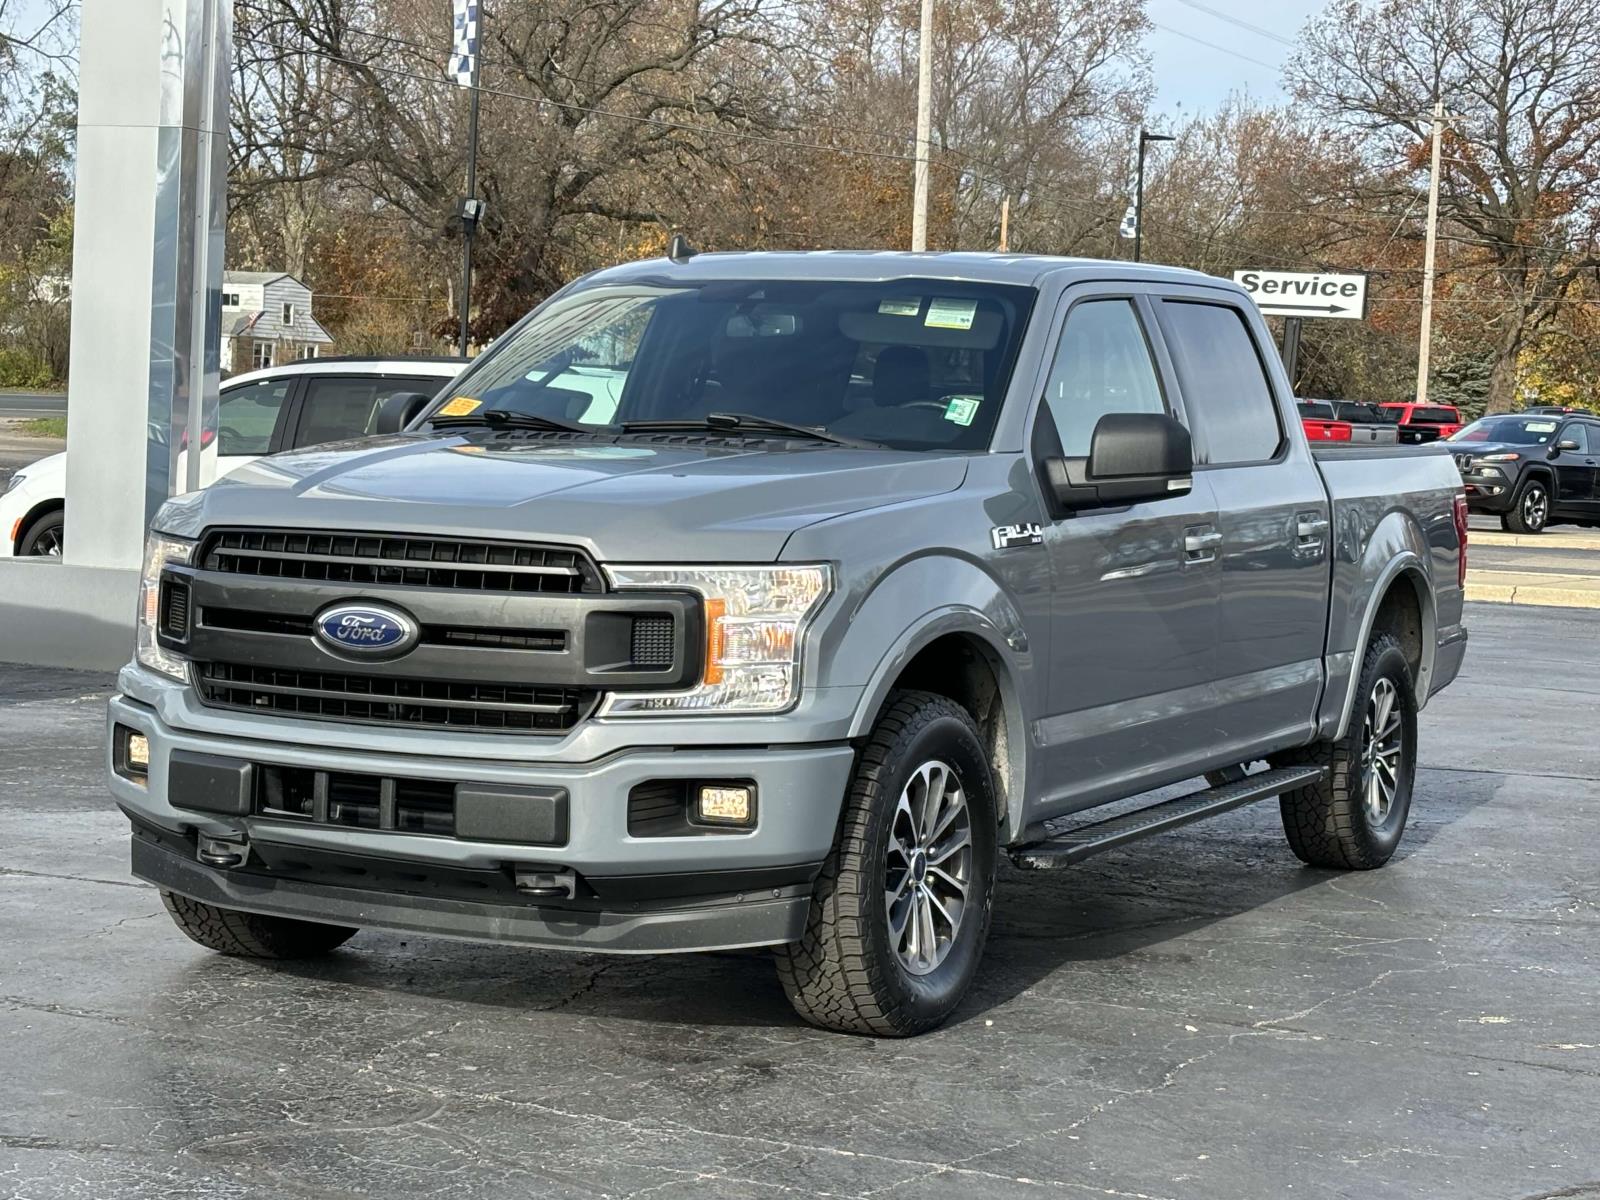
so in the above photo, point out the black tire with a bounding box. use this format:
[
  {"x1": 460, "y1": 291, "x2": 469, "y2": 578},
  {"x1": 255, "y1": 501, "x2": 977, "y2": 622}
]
[
  {"x1": 1273, "y1": 632, "x2": 1417, "y2": 870},
  {"x1": 17, "y1": 508, "x2": 63, "y2": 557},
  {"x1": 161, "y1": 890, "x2": 357, "y2": 958},
  {"x1": 1501, "y1": 476, "x2": 1550, "y2": 534},
  {"x1": 775, "y1": 690, "x2": 998, "y2": 1036}
]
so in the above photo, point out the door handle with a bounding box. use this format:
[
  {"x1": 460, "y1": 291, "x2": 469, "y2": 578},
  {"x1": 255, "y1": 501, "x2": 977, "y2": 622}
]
[
  {"x1": 1183, "y1": 527, "x2": 1221, "y2": 564},
  {"x1": 1296, "y1": 517, "x2": 1329, "y2": 539}
]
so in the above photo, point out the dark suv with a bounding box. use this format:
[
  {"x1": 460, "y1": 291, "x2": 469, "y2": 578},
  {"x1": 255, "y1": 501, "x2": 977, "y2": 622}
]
[{"x1": 1450, "y1": 412, "x2": 1600, "y2": 533}]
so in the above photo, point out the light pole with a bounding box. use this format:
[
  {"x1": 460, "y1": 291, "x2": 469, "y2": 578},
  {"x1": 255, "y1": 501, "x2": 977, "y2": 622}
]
[
  {"x1": 910, "y1": 0, "x2": 934, "y2": 251},
  {"x1": 1134, "y1": 128, "x2": 1174, "y2": 264}
]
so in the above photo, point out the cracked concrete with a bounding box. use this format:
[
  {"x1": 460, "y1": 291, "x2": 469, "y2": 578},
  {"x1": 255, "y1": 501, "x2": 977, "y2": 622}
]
[{"x1": 3, "y1": 602, "x2": 1598, "y2": 1198}]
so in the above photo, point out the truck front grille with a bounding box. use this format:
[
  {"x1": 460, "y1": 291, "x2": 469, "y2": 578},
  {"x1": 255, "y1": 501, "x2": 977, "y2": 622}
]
[
  {"x1": 196, "y1": 661, "x2": 596, "y2": 733},
  {"x1": 198, "y1": 528, "x2": 602, "y2": 595}
]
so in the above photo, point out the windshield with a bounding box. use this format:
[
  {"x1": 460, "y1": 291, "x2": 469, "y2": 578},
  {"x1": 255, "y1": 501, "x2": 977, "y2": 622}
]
[
  {"x1": 1449, "y1": 417, "x2": 1561, "y2": 445},
  {"x1": 425, "y1": 279, "x2": 1035, "y2": 451}
]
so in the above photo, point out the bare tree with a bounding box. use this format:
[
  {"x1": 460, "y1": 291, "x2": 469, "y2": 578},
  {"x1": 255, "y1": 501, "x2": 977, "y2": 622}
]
[{"x1": 1291, "y1": 0, "x2": 1600, "y2": 412}]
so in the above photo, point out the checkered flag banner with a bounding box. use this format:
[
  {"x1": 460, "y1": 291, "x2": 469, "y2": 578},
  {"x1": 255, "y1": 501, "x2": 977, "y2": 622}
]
[
  {"x1": 1118, "y1": 204, "x2": 1138, "y2": 240},
  {"x1": 450, "y1": 0, "x2": 479, "y2": 87}
]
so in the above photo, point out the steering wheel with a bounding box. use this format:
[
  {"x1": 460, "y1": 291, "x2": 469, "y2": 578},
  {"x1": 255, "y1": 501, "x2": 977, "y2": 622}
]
[
  {"x1": 900, "y1": 401, "x2": 950, "y2": 413},
  {"x1": 219, "y1": 425, "x2": 244, "y2": 443}
]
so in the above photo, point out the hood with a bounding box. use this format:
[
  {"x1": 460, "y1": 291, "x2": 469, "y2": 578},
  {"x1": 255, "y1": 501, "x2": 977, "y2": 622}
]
[{"x1": 168, "y1": 433, "x2": 969, "y2": 562}]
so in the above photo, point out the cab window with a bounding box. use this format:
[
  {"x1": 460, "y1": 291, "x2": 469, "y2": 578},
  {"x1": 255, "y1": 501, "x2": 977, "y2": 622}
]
[{"x1": 1040, "y1": 299, "x2": 1166, "y2": 457}]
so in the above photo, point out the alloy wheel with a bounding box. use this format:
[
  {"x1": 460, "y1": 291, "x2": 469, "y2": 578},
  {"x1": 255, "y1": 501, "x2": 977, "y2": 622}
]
[
  {"x1": 27, "y1": 525, "x2": 62, "y2": 557},
  {"x1": 1360, "y1": 677, "x2": 1405, "y2": 826},
  {"x1": 885, "y1": 760, "x2": 973, "y2": 975},
  {"x1": 1523, "y1": 485, "x2": 1548, "y2": 531}
]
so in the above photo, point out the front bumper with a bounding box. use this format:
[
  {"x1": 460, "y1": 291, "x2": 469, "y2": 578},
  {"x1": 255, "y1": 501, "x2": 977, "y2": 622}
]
[
  {"x1": 110, "y1": 690, "x2": 856, "y2": 953},
  {"x1": 1458, "y1": 468, "x2": 1515, "y2": 512}
]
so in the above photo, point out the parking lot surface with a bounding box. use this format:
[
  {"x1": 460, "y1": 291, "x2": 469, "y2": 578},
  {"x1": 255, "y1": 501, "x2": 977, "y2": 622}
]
[{"x1": 3, "y1": 602, "x2": 1598, "y2": 1200}]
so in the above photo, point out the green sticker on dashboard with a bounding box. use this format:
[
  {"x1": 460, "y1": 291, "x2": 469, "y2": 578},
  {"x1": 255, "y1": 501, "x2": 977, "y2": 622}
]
[{"x1": 944, "y1": 396, "x2": 980, "y2": 426}]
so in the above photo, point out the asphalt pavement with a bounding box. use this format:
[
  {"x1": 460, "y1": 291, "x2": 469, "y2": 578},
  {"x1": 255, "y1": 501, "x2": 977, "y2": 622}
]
[
  {"x1": 0, "y1": 392, "x2": 65, "y2": 418},
  {"x1": 3, "y1": 602, "x2": 1598, "y2": 1200}
]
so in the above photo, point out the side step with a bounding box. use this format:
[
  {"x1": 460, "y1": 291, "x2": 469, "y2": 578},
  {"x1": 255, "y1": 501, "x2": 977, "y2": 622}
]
[{"x1": 1010, "y1": 766, "x2": 1327, "y2": 870}]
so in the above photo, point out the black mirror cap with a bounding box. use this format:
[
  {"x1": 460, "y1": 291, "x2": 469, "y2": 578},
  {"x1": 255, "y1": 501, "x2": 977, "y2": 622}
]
[
  {"x1": 1043, "y1": 412, "x2": 1194, "y2": 514},
  {"x1": 373, "y1": 392, "x2": 434, "y2": 435}
]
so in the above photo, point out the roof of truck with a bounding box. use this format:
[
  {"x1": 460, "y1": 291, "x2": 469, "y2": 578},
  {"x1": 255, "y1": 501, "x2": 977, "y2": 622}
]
[{"x1": 581, "y1": 249, "x2": 1220, "y2": 290}]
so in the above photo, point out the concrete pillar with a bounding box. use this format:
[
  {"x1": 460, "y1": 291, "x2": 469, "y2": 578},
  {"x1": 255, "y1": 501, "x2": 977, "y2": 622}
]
[{"x1": 63, "y1": 0, "x2": 230, "y2": 569}]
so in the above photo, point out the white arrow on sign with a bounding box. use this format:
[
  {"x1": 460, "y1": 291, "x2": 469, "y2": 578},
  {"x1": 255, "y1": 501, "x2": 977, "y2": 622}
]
[{"x1": 1232, "y1": 269, "x2": 1368, "y2": 320}]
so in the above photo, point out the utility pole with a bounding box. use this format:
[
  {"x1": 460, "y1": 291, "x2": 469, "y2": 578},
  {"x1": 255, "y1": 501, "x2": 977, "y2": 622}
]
[
  {"x1": 457, "y1": 58, "x2": 482, "y2": 357},
  {"x1": 910, "y1": 0, "x2": 933, "y2": 251},
  {"x1": 1414, "y1": 98, "x2": 1444, "y2": 405},
  {"x1": 998, "y1": 194, "x2": 1010, "y2": 252},
  {"x1": 1133, "y1": 128, "x2": 1174, "y2": 264}
]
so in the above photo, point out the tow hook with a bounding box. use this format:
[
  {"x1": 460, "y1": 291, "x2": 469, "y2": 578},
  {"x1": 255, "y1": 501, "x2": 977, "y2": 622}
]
[
  {"x1": 197, "y1": 833, "x2": 248, "y2": 869},
  {"x1": 514, "y1": 866, "x2": 577, "y2": 899}
]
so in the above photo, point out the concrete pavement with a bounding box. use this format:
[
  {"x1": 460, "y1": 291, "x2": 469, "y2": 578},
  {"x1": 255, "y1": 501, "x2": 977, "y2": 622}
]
[
  {"x1": 3, "y1": 602, "x2": 1599, "y2": 1200},
  {"x1": 1467, "y1": 526, "x2": 1600, "y2": 607}
]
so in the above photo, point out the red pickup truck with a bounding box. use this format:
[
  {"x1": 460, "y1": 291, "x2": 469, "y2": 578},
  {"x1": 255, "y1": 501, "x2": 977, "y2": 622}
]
[{"x1": 1379, "y1": 402, "x2": 1463, "y2": 444}]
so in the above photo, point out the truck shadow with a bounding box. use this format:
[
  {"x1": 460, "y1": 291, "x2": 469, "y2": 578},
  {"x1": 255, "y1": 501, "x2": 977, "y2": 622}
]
[{"x1": 245, "y1": 767, "x2": 1503, "y2": 1034}]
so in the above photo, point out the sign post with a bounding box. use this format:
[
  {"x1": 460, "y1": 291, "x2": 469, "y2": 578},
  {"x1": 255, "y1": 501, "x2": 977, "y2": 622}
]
[{"x1": 1232, "y1": 269, "x2": 1368, "y2": 386}]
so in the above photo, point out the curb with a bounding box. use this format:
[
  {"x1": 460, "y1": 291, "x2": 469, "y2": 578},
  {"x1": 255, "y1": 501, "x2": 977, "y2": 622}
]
[
  {"x1": 1471, "y1": 531, "x2": 1600, "y2": 551},
  {"x1": 1465, "y1": 580, "x2": 1600, "y2": 608}
]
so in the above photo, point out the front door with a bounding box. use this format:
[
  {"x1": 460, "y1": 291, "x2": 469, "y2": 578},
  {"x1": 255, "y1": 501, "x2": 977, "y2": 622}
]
[
  {"x1": 1551, "y1": 421, "x2": 1598, "y2": 517},
  {"x1": 1032, "y1": 291, "x2": 1221, "y2": 816}
]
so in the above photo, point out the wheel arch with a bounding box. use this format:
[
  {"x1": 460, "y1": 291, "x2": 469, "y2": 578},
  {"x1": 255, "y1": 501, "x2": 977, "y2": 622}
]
[
  {"x1": 1331, "y1": 557, "x2": 1436, "y2": 741},
  {"x1": 10, "y1": 496, "x2": 63, "y2": 554},
  {"x1": 848, "y1": 612, "x2": 1030, "y2": 846}
]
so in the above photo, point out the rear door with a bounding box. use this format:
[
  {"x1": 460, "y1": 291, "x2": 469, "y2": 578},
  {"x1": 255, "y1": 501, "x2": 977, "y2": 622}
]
[
  {"x1": 1032, "y1": 287, "x2": 1222, "y2": 812},
  {"x1": 1152, "y1": 293, "x2": 1329, "y2": 762},
  {"x1": 288, "y1": 374, "x2": 449, "y2": 449}
]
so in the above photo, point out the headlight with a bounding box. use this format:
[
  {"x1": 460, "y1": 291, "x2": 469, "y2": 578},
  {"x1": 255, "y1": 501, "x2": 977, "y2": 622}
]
[
  {"x1": 1480, "y1": 452, "x2": 1521, "y2": 462},
  {"x1": 599, "y1": 565, "x2": 831, "y2": 715},
  {"x1": 2, "y1": 471, "x2": 27, "y2": 495},
  {"x1": 136, "y1": 532, "x2": 195, "y2": 681}
]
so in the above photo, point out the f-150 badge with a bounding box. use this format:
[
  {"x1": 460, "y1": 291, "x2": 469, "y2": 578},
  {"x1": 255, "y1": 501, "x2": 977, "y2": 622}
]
[{"x1": 991, "y1": 523, "x2": 1044, "y2": 550}]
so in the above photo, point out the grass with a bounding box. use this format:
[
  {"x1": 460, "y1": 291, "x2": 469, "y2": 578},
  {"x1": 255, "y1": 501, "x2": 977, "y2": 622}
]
[{"x1": 14, "y1": 417, "x2": 66, "y2": 439}]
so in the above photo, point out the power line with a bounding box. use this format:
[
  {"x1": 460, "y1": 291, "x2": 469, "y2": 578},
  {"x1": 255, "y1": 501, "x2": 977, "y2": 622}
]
[
  {"x1": 1148, "y1": 21, "x2": 1280, "y2": 71},
  {"x1": 1168, "y1": 0, "x2": 1297, "y2": 48}
]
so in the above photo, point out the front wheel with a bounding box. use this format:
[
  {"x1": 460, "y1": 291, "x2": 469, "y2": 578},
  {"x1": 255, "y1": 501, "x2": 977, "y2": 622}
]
[
  {"x1": 161, "y1": 890, "x2": 358, "y2": 958},
  {"x1": 1273, "y1": 632, "x2": 1417, "y2": 870},
  {"x1": 18, "y1": 508, "x2": 63, "y2": 557},
  {"x1": 1502, "y1": 478, "x2": 1550, "y2": 534},
  {"x1": 775, "y1": 690, "x2": 998, "y2": 1036}
]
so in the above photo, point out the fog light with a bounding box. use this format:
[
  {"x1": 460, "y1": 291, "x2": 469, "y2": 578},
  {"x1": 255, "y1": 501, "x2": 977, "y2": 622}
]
[
  {"x1": 127, "y1": 733, "x2": 150, "y2": 770},
  {"x1": 114, "y1": 724, "x2": 149, "y2": 783},
  {"x1": 695, "y1": 784, "x2": 755, "y2": 826}
]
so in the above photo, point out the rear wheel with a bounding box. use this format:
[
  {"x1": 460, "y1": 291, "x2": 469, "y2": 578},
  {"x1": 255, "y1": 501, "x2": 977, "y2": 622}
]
[
  {"x1": 1502, "y1": 478, "x2": 1550, "y2": 534},
  {"x1": 1273, "y1": 632, "x2": 1417, "y2": 869},
  {"x1": 161, "y1": 890, "x2": 358, "y2": 958},
  {"x1": 17, "y1": 508, "x2": 63, "y2": 557},
  {"x1": 775, "y1": 690, "x2": 998, "y2": 1036}
]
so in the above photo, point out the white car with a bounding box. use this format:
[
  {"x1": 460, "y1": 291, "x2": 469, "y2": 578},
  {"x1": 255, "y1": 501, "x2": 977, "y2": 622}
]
[{"x1": 0, "y1": 356, "x2": 464, "y2": 558}]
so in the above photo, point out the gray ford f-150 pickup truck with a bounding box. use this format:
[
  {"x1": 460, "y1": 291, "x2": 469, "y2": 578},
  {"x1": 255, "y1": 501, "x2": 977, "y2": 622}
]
[{"x1": 109, "y1": 252, "x2": 1469, "y2": 1035}]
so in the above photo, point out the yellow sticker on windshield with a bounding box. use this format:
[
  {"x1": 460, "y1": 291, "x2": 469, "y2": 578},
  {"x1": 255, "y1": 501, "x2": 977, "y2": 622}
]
[
  {"x1": 925, "y1": 298, "x2": 977, "y2": 330},
  {"x1": 440, "y1": 396, "x2": 481, "y2": 416}
]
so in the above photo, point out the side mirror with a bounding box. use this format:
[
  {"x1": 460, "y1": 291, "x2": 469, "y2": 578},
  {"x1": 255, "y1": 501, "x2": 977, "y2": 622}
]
[
  {"x1": 373, "y1": 392, "x2": 433, "y2": 435},
  {"x1": 1043, "y1": 412, "x2": 1194, "y2": 513},
  {"x1": 1556, "y1": 438, "x2": 1580, "y2": 453}
]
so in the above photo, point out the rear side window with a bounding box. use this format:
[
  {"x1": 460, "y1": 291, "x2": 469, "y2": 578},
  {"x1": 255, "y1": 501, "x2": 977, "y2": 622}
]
[
  {"x1": 1041, "y1": 299, "x2": 1166, "y2": 457},
  {"x1": 1412, "y1": 407, "x2": 1459, "y2": 424},
  {"x1": 1159, "y1": 301, "x2": 1282, "y2": 466},
  {"x1": 294, "y1": 376, "x2": 443, "y2": 449}
]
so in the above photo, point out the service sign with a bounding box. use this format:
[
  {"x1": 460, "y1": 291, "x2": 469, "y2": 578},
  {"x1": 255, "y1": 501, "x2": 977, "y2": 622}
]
[{"x1": 1232, "y1": 269, "x2": 1368, "y2": 320}]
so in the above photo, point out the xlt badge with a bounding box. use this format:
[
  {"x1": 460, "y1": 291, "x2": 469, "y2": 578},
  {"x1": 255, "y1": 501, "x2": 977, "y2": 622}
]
[{"x1": 991, "y1": 523, "x2": 1044, "y2": 550}]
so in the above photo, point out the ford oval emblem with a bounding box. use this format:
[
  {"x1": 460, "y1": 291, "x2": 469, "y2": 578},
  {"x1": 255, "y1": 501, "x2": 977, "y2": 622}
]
[{"x1": 314, "y1": 602, "x2": 419, "y2": 658}]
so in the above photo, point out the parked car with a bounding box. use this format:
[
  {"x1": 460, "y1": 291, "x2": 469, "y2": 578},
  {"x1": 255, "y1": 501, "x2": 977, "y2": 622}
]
[
  {"x1": 1522, "y1": 404, "x2": 1595, "y2": 416},
  {"x1": 1295, "y1": 399, "x2": 1353, "y2": 442},
  {"x1": 1379, "y1": 402, "x2": 1463, "y2": 444},
  {"x1": 1304, "y1": 399, "x2": 1399, "y2": 444},
  {"x1": 0, "y1": 357, "x2": 464, "y2": 558},
  {"x1": 1450, "y1": 411, "x2": 1600, "y2": 533},
  {"x1": 112, "y1": 252, "x2": 1468, "y2": 1036}
]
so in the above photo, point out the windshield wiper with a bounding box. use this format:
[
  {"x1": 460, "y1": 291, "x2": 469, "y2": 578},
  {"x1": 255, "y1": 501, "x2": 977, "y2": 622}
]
[
  {"x1": 429, "y1": 408, "x2": 594, "y2": 434},
  {"x1": 619, "y1": 412, "x2": 887, "y2": 449}
]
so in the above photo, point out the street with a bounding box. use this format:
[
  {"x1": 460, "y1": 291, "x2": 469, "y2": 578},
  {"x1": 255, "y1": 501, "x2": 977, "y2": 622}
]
[
  {"x1": 0, "y1": 393, "x2": 65, "y2": 418},
  {"x1": 3, "y1": 601, "x2": 1596, "y2": 1200}
]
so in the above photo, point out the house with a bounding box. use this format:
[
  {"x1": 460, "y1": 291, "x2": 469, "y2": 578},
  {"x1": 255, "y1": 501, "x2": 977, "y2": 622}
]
[{"x1": 221, "y1": 272, "x2": 333, "y2": 375}]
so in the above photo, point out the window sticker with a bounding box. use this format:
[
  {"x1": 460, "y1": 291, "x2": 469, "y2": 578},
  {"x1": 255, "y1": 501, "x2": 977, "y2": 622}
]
[
  {"x1": 439, "y1": 396, "x2": 481, "y2": 416},
  {"x1": 1525, "y1": 421, "x2": 1558, "y2": 433},
  {"x1": 925, "y1": 298, "x2": 977, "y2": 330},
  {"x1": 944, "y1": 396, "x2": 981, "y2": 426},
  {"x1": 878, "y1": 298, "x2": 922, "y2": 317}
]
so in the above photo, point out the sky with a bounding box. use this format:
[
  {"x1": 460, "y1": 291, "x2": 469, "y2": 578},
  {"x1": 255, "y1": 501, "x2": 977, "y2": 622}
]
[{"x1": 1144, "y1": 0, "x2": 1329, "y2": 120}]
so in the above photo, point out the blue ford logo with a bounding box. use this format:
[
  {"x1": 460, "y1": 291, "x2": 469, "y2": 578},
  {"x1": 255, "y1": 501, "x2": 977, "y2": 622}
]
[{"x1": 314, "y1": 602, "x2": 418, "y2": 658}]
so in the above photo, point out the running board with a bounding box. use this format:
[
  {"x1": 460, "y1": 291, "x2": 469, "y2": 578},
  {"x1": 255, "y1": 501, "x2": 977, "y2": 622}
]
[{"x1": 1010, "y1": 766, "x2": 1328, "y2": 870}]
